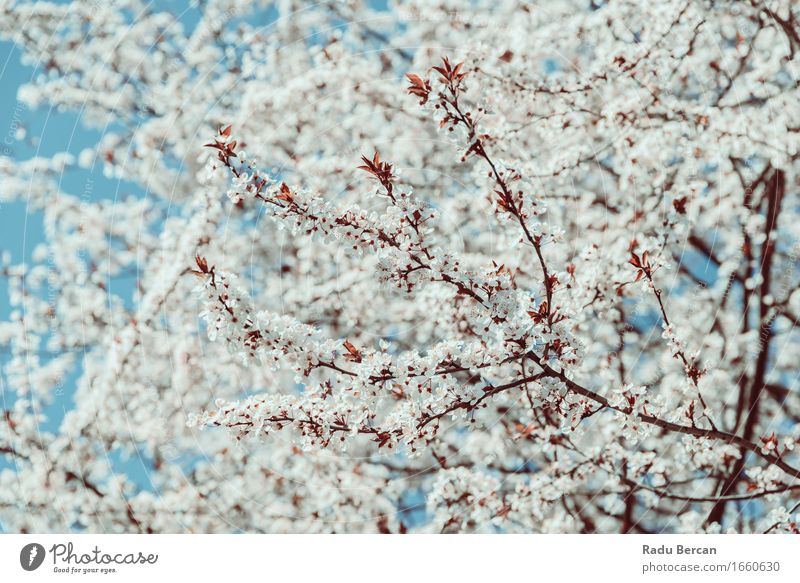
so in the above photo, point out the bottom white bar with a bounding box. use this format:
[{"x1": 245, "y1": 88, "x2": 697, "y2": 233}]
[{"x1": 0, "y1": 535, "x2": 797, "y2": 581}]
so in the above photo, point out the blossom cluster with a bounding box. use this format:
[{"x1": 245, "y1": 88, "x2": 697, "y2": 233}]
[{"x1": 1, "y1": 0, "x2": 800, "y2": 534}]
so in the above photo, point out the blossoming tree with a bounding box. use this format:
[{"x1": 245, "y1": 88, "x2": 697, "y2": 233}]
[{"x1": 1, "y1": 0, "x2": 800, "y2": 533}]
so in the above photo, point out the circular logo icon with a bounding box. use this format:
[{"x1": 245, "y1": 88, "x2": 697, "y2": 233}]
[{"x1": 20, "y1": 543, "x2": 46, "y2": 571}]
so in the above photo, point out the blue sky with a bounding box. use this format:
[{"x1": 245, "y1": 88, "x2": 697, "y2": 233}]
[{"x1": 0, "y1": 35, "x2": 155, "y2": 487}]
